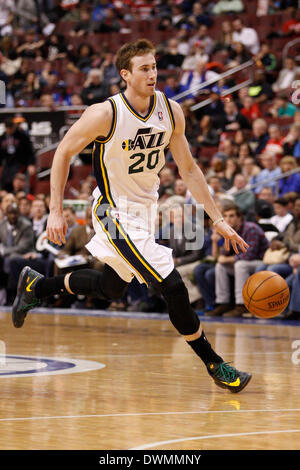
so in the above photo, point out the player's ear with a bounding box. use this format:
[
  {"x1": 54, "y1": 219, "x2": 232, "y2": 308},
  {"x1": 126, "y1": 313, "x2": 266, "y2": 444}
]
[{"x1": 120, "y1": 69, "x2": 129, "y2": 82}]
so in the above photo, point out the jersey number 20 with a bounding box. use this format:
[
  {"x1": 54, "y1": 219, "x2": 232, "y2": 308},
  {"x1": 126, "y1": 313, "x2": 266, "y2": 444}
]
[{"x1": 128, "y1": 150, "x2": 160, "y2": 174}]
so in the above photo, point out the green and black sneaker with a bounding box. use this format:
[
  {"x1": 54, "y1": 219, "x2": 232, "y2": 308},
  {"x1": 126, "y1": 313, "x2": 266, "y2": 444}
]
[
  {"x1": 207, "y1": 362, "x2": 252, "y2": 393},
  {"x1": 12, "y1": 266, "x2": 43, "y2": 328}
]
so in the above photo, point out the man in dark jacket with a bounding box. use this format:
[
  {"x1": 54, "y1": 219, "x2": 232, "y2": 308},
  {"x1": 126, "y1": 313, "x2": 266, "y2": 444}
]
[{"x1": 0, "y1": 118, "x2": 36, "y2": 192}]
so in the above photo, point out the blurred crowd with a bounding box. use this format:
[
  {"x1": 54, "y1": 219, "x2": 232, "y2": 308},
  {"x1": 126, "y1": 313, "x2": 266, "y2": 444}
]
[{"x1": 0, "y1": 0, "x2": 300, "y2": 319}]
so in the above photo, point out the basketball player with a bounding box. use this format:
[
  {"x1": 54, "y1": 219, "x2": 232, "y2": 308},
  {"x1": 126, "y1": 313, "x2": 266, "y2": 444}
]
[{"x1": 12, "y1": 40, "x2": 251, "y2": 393}]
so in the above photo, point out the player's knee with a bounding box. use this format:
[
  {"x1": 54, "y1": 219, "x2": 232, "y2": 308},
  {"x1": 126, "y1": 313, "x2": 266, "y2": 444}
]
[{"x1": 159, "y1": 269, "x2": 186, "y2": 297}]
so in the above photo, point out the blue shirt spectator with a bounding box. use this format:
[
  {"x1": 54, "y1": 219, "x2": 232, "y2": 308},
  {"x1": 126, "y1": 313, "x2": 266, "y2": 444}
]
[{"x1": 250, "y1": 153, "x2": 281, "y2": 194}]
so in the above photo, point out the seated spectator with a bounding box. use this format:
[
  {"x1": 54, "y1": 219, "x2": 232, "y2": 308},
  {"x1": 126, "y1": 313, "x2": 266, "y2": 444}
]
[
  {"x1": 0, "y1": 0, "x2": 14, "y2": 36},
  {"x1": 207, "y1": 175, "x2": 228, "y2": 200},
  {"x1": 255, "y1": 199, "x2": 279, "y2": 241},
  {"x1": 222, "y1": 157, "x2": 241, "y2": 190},
  {"x1": 232, "y1": 18, "x2": 260, "y2": 55},
  {"x1": 81, "y1": 69, "x2": 108, "y2": 106},
  {"x1": 181, "y1": 40, "x2": 209, "y2": 70},
  {"x1": 213, "y1": 0, "x2": 244, "y2": 15},
  {"x1": 227, "y1": 42, "x2": 252, "y2": 68},
  {"x1": 227, "y1": 173, "x2": 256, "y2": 214},
  {"x1": 250, "y1": 153, "x2": 281, "y2": 194},
  {"x1": 278, "y1": 156, "x2": 300, "y2": 196},
  {"x1": 0, "y1": 118, "x2": 36, "y2": 192},
  {"x1": 158, "y1": 167, "x2": 176, "y2": 199},
  {"x1": 242, "y1": 156, "x2": 261, "y2": 183},
  {"x1": 213, "y1": 20, "x2": 233, "y2": 53},
  {"x1": 271, "y1": 197, "x2": 294, "y2": 232},
  {"x1": 18, "y1": 196, "x2": 32, "y2": 221},
  {"x1": 0, "y1": 203, "x2": 35, "y2": 304},
  {"x1": 202, "y1": 90, "x2": 225, "y2": 119},
  {"x1": 0, "y1": 193, "x2": 16, "y2": 221},
  {"x1": 207, "y1": 202, "x2": 269, "y2": 317},
  {"x1": 248, "y1": 69, "x2": 274, "y2": 104},
  {"x1": 68, "y1": 43, "x2": 95, "y2": 74},
  {"x1": 263, "y1": 124, "x2": 284, "y2": 161},
  {"x1": 218, "y1": 99, "x2": 251, "y2": 132},
  {"x1": 44, "y1": 34, "x2": 68, "y2": 62},
  {"x1": 272, "y1": 57, "x2": 299, "y2": 93},
  {"x1": 214, "y1": 138, "x2": 237, "y2": 161},
  {"x1": 93, "y1": 7, "x2": 122, "y2": 33},
  {"x1": 30, "y1": 198, "x2": 48, "y2": 240},
  {"x1": 16, "y1": 71, "x2": 41, "y2": 106},
  {"x1": 194, "y1": 115, "x2": 220, "y2": 151},
  {"x1": 189, "y1": 24, "x2": 214, "y2": 56},
  {"x1": 237, "y1": 142, "x2": 254, "y2": 165},
  {"x1": 180, "y1": 60, "x2": 220, "y2": 98},
  {"x1": 257, "y1": 187, "x2": 276, "y2": 205},
  {"x1": 163, "y1": 74, "x2": 192, "y2": 102},
  {"x1": 16, "y1": 30, "x2": 45, "y2": 59},
  {"x1": 39, "y1": 93, "x2": 55, "y2": 109},
  {"x1": 256, "y1": 197, "x2": 300, "y2": 279},
  {"x1": 254, "y1": 43, "x2": 277, "y2": 72},
  {"x1": 188, "y1": 2, "x2": 212, "y2": 28},
  {"x1": 240, "y1": 96, "x2": 262, "y2": 121},
  {"x1": 249, "y1": 118, "x2": 269, "y2": 155},
  {"x1": 99, "y1": 52, "x2": 119, "y2": 85},
  {"x1": 69, "y1": 6, "x2": 93, "y2": 36},
  {"x1": 12, "y1": 174, "x2": 27, "y2": 196},
  {"x1": 157, "y1": 38, "x2": 185, "y2": 70},
  {"x1": 269, "y1": 94, "x2": 297, "y2": 118},
  {"x1": 282, "y1": 123, "x2": 300, "y2": 159}
]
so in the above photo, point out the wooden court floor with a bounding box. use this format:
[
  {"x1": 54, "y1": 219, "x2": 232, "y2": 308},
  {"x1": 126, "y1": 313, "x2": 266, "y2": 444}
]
[{"x1": 0, "y1": 309, "x2": 300, "y2": 450}]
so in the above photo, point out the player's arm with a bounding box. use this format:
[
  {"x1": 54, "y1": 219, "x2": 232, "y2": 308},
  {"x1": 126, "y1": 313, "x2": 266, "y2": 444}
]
[
  {"x1": 168, "y1": 100, "x2": 249, "y2": 254},
  {"x1": 47, "y1": 101, "x2": 112, "y2": 245}
]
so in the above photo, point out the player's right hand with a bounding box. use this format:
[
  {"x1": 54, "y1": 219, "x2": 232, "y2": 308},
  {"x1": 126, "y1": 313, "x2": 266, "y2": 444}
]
[{"x1": 46, "y1": 211, "x2": 68, "y2": 246}]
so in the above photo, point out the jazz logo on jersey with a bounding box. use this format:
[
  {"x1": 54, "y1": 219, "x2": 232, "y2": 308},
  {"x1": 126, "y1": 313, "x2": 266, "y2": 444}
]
[{"x1": 122, "y1": 127, "x2": 166, "y2": 152}]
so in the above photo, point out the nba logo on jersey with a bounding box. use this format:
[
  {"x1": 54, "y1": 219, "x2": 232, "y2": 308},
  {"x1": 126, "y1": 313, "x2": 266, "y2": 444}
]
[{"x1": 158, "y1": 111, "x2": 163, "y2": 121}]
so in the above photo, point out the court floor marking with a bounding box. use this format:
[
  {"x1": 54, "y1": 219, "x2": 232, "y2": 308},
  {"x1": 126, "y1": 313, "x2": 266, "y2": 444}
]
[
  {"x1": 0, "y1": 408, "x2": 300, "y2": 423},
  {"x1": 130, "y1": 429, "x2": 300, "y2": 450},
  {"x1": 62, "y1": 351, "x2": 295, "y2": 358}
]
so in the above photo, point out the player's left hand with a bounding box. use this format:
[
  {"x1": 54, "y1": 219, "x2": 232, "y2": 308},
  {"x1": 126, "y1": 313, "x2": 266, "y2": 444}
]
[{"x1": 215, "y1": 220, "x2": 249, "y2": 254}]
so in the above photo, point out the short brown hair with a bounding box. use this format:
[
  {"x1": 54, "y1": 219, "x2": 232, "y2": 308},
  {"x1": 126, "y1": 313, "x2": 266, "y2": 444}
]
[
  {"x1": 222, "y1": 202, "x2": 243, "y2": 218},
  {"x1": 115, "y1": 39, "x2": 155, "y2": 74}
]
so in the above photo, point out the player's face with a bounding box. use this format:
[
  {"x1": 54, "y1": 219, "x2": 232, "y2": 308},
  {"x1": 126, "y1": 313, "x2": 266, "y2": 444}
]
[{"x1": 125, "y1": 53, "x2": 157, "y2": 97}]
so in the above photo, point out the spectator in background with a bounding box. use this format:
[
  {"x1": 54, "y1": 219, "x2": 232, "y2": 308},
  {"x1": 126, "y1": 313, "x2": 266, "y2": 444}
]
[
  {"x1": 227, "y1": 41, "x2": 252, "y2": 68},
  {"x1": 269, "y1": 93, "x2": 297, "y2": 118},
  {"x1": 0, "y1": 203, "x2": 35, "y2": 305},
  {"x1": 181, "y1": 40, "x2": 209, "y2": 70},
  {"x1": 158, "y1": 167, "x2": 176, "y2": 200},
  {"x1": 68, "y1": 43, "x2": 95, "y2": 74},
  {"x1": 282, "y1": 123, "x2": 300, "y2": 159},
  {"x1": 30, "y1": 198, "x2": 48, "y2": 240},
  {"x1": 213, "y1": 0, "x2": 244, "y2": 15},
  {"x1": 0, "y1": 193, "x2": 17, "y2": 221},
  {"x1": 0, "y1": 119, "x2": 36, "y2": 192},
  {"x1": 263, "y1": 124, "x2": 284, "y2": 161},
  {"x1": 12, "y1": 173, "x2": 27, "y2": 196},
  {"x1": 157, "y1": 38, "x2": 185, "y2": 70},
  {"x1": 213, "y1": 20, "x2": 233, "y2": 53},
  {"x1": 232, "y1": 18, "x2": 260, "y2": 55},
  {"x1": 16, "y1": 29, "x2": 45, "y2": 59},
  {"x1": 271, "y1": 197, "x2": 294, "y2": 232},
  {"x1": 194, "y1": 115, "x2": 220, "y2": 151},
  {"x1": 164, "y1": 74, "x2": 192, "y2": 102},
  {"x1": 257, "y1": 186, "x2": 276, "y2": 205},
  {"x1": 248, "y1": 69, "x2": 274, "y2": 104},
  {"x1": 227, "y1": 173, "x2": 256, "y2": 215},
  {"x1": 255, "y1": 43, "x2": 277, "y2": 72},
  {"x1": 188, "y1": 2, "x2": 212, "y2": 28},
  {"x1": 278, "y1": 156, "x2": 300, "y2": 196},
  {"x1": 251, "y1": 153, "x2": 282, "y2": 194},
  {"x1": 272, "y1": 57, "x2": 298, "y2": 92},
  {"x1": 0, "y1": 0, "x2": 14, "y2": 36},
  {"x1": 202, "y1": 90, "x2": 225, "y2": 119},
  {"x1": 189, "y1": 24, "x2": 214, "y2": 56},
  {"x1": 254, "y1": 199, "x2": 279, "y2": 241},
  {"x1": 240, "y1": 95, "x2": 262, "y2": 121},
  {"x1": 218, "y1": 99, "x2": 251, "y2": 131},
  {"x1": 222, "y1": 157, "x2": 241, "y2": 190},
  {"x1": 99, "y1": 52, "x2": 119, "y2": 85},
  {"x1": 94, "y1": 7, "x2": 122, "y2": 33},
  {"x1": 69, "y1": 5, "x2": 93, "y2": 36},
  {"x1": 39, "y1": 93, "x2": 55, "y2": 109},
  {"x1": 214, "y1": 138, "x2": 237, "y2": 162},
  {"x1": 18, "y1": 196, "x2": 32, "y2": 221},
  {"x1": 209, "y1": 202, "x2": 269, "y2": 317},
  {"x1": 249, "y1": 118, "x2": 269, "y2": 155},
  {"x1": 180, "y1": 60, "x2": 220, "y2": 98},
  {"x1": 242, "y1": 156, "x2": 261, "y2": 183},
  {"x1": 81, "y1": 69, "x2": 108, "y2": 106}
]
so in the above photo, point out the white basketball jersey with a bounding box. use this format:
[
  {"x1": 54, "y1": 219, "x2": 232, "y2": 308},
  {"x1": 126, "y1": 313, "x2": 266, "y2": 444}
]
[{"x1": 92, "y1": 90, "x2": 175, "y2": 213}]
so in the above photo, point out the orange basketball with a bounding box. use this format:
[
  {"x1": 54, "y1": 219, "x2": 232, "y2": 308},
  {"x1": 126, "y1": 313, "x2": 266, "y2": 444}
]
[{"x1": 242, "y1": 271, "x2": 290, "y2": 318}]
